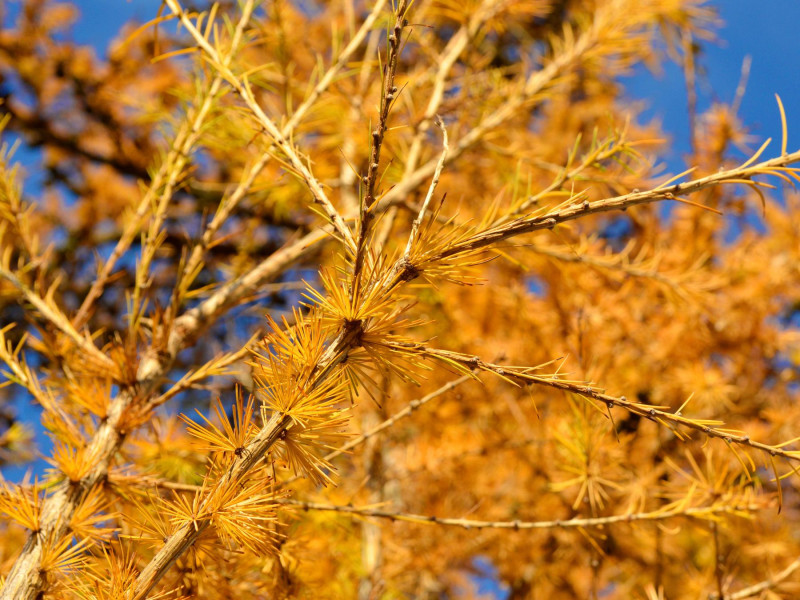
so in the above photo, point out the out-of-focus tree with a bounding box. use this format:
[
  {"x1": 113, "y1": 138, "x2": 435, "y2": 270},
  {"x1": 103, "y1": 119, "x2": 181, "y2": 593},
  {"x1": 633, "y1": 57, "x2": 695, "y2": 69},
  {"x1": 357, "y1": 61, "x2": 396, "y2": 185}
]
[{"x1": 1, "y1": 1, "x2": 799, "y2": 598}]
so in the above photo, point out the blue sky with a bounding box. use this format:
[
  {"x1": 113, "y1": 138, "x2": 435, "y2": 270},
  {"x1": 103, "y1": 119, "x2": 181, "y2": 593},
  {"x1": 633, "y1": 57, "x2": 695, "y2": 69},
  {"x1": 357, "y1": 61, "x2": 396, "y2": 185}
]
[{"x1": 622, "y1": 2, "x2": 800, "y2": 172}]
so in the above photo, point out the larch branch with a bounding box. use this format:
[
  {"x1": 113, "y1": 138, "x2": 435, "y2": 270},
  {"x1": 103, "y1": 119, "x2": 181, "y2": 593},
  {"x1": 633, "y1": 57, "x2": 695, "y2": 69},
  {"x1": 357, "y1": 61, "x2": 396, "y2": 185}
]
[{"x1": 280, "y1": 499, "x2": 760, "y2": 531}]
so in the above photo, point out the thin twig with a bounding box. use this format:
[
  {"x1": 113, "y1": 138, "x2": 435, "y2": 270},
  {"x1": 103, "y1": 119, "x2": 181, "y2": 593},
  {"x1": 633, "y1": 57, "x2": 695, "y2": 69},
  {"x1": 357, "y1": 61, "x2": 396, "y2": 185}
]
[
  {"x1": 682, "y1": 29, "x2": 698, "y2": 157},
  {"x1": 150, "y1": 330, "x2": 262, "y2": 409},
  {"x1": 0, "y1": 265, "x2": 116, "y2": 373},
  {"x1": 350, "y1": 0, "x2": 410, "y2": 283},
  {"x1": 279, "y1": 499, "x2": 760, "y2": 530},
  {"x1": 71, "y1": 77, "x2": 226, "y2": 330},
  {"x1": 403, "y1": 117, "x2": 448, "y2": 258},
  {"x1": 712, "y1": 520, "x2": 725, "y2": 599},
  {"x1": 710, "y1": 557, "x2": 800, "y2": 599},
  {"x1": 74, "y1": 0, "x2": 258, "y2": 330}
]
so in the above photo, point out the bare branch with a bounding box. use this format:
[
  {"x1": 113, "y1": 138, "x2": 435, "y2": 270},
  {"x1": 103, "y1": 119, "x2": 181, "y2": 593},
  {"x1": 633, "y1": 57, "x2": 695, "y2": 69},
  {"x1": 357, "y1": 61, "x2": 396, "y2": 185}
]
[{"x1": 280, "y1": 499, "x2": 761, "y2": 531}]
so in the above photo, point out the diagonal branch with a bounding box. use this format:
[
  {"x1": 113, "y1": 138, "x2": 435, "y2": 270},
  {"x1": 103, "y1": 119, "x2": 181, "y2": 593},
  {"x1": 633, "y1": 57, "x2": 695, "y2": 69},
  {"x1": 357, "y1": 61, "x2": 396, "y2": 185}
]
[
  {"x1": 177, "y1": 0, "x2": 388, "y2": 291},
  {"x1": 0, "y1": 264, "x2": 116, "y2": 374},
  {"x1": 420, "y1": 148, "x2": 800, "y2": 268},
  {"x1": 164, "y1": 0, "x2": 357, "y2": 252},
  {"x1": 380, "y1": 341, "x2": 800, "y2": 465},
  {"x1": 71, "y1": 38, "x2": 243, "y2": 330},
  {"x1": 711, "y1": 556, "x2": 800, "y2": 599},
  {"x1": 131, "y1": 412, "x2": 291, "y2": 599}
]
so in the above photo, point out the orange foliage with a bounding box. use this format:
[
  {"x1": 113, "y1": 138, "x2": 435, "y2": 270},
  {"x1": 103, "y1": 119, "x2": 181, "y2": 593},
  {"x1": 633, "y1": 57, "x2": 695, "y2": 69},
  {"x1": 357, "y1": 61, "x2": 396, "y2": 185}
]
[{"x1": 0, "y1": 1, "x2": 799, "y2": 598}]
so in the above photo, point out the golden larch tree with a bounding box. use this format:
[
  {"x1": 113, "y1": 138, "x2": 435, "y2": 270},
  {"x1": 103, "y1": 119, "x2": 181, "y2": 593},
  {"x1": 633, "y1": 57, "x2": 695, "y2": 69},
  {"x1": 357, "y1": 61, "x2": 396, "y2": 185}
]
[{"x1": 0, "y1": 0, "x2": 799, "y2": 598}]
